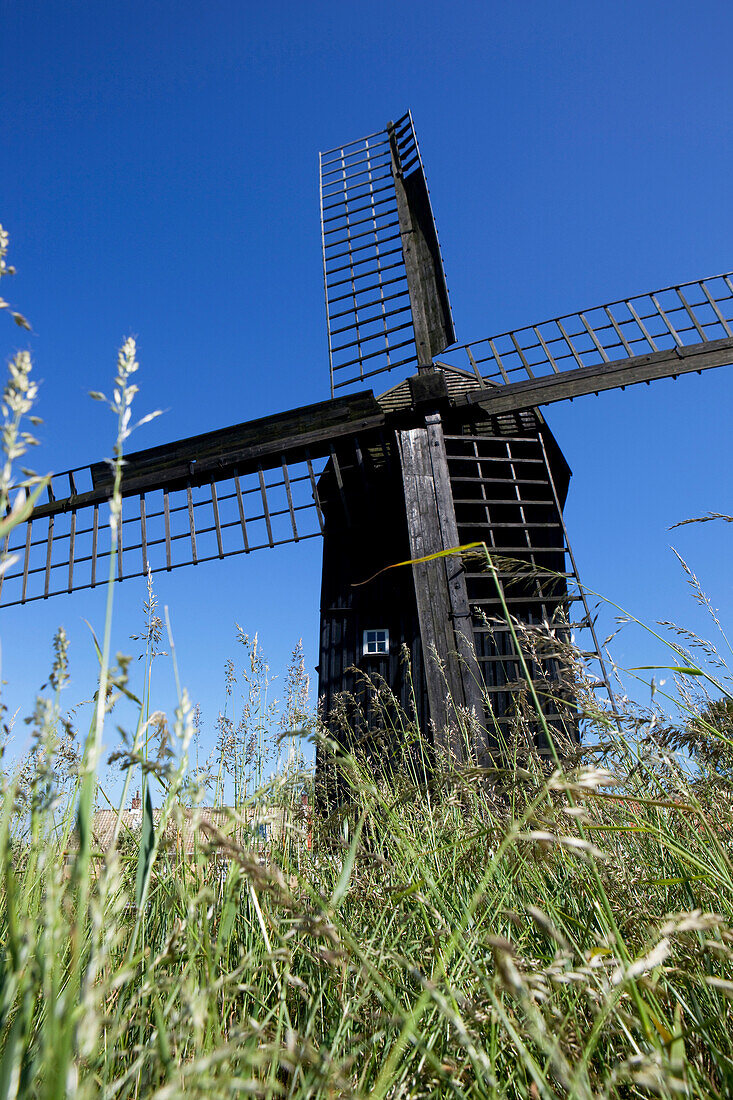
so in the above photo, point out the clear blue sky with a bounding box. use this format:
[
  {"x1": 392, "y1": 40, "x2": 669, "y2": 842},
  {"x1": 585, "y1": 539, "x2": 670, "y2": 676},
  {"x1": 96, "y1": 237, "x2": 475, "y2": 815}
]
[{"x1": 3, "y1": 0, "x2": 733, "y2": 779}]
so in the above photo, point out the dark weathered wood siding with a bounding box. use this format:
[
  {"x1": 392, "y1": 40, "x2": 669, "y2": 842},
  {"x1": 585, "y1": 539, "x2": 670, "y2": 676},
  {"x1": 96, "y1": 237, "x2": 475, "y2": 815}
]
[{"x1": 316, "y1": 400, "x2": 579, "y2": 781}]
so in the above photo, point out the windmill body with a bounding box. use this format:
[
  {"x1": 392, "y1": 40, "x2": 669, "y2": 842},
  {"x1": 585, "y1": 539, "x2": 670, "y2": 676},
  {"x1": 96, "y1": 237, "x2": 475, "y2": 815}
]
[
  {"x1": 316, "y1": 365, "x2": 575, "y2": 766},
  {"x1": 3, "y1": 111, "x2": 733, "y2": 773}
]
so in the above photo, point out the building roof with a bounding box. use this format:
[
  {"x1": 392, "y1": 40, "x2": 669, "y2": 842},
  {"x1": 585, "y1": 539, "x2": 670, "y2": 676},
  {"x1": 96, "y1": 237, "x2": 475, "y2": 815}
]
[
  {"x1": 376, "y1": 361, "x2": 488, "y2": 414},
  {"x1": 72, "y1": 805, "x2": 288, "y2": 857}
]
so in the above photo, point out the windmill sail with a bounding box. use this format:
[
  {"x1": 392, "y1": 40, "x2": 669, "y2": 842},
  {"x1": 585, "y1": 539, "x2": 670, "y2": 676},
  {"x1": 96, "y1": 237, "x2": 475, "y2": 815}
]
[
  {"x1": 320, "y1": 111, "x2": 454, "y2": 395},
  {"x1": 439, "y1": 273, "x2": 733, "y2": 413},
  {"x1": 0, "y1": 392, "x2": 383, "y2": 608}
]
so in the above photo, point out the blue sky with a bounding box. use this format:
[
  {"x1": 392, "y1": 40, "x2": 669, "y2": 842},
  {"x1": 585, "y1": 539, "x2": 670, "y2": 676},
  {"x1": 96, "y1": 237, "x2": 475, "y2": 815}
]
[{"x1": 3, "y1": 0, "x2": 733, "y2": 779}]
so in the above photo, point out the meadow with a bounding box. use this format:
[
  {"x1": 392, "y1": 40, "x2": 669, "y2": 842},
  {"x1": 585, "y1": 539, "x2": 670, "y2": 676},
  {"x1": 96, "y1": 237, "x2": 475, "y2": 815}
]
[{"x1": 2, "y1": 227, "x2": 733, "y2": 1098}]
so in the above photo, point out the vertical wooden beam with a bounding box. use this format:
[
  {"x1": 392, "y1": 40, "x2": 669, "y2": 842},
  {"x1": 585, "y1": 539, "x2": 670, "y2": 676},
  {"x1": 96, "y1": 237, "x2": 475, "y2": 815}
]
[
  {"x1": 21, "y1": 520, "x2": 32, "y2": 604},
  {"x1": 91, "y1": 504, "x2": 99, "y2": 587},
  {"x1": 423, "y1": 414, "x2": 485, "y2": 723},
  {"x1": 305, "y1": 449, "x2": 325, "y2": 533},
  {"x1": 163, "y1": 490, "x2": 172, "y2": 570},
  {"x1": 388, "y1": 126, "x2": 454, "y2": 369},
  {"x1": 210, "y1": 480, "x2": 224, "y2": 558},
  {"x1": 67, "y1": 472, "x2": 77, "y2": 594},
  {"x1": 116, "y1": 499, "x2": 124, "y2": 581},
  {"x1": 233, "y1": 472, "x2": 250, "y2": 551},
  {"x1": 397, "y1": 413, "x2": 483, "y2": 758},
  {"x1": 0, "y1": 533, "x2": 9, "y2": 604},
  {"x1": 140, "y1": 493, "x2": 149, "y2": 573},
  {"x1": 389, "y1": 130, "x2": 431, "y2": 370},
  {"x1": 258, "y1": 465, "x2": 274, "y2": 547}
]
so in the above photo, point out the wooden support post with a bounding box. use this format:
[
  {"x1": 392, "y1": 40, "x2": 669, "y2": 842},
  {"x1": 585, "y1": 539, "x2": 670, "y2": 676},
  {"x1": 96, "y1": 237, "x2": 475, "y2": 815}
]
[
  {"x1": 388, "y1": 126, "x2": 454, "y2": 370},
  {"x1": 398, "y1": 413, "x2": 484, "y2": 759},
  {"x1": 423, "y1": 414, "x2": 485, "y2": 726}
]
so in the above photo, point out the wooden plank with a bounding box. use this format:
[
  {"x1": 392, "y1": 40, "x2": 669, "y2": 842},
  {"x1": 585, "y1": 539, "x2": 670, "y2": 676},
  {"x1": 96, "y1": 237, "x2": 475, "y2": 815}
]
[
  {"x1": 281, "y1": 458, "x2": 299, "y2": 541},
  {"x1": 211, "y1": 481, "x2": 224, "y2": 557},
  {"x1": 44, "y1": 515, "x2": 54, "y2": 597},
  {"x1": 626, "y1": 300, "x2": 658, "y2": 350},
  {"x1": 391, "y1": 152, "x2": 429, "y2": 364},
  {"x1": 116, "y1": 500, "x2": 123, "y2": 581},
  {"x1": 258, "y1": 466, "x2": 274, "y2": 547},
  {"x1": 555, "y1": 319, "x2": 585, "y2": 369},
  {"x1": 398, "y1": 426, "x2": 456, "y2": 748},
  {"x1": 67, "y1": 472, "x2": 77, "y2": 593},
  {"x1": 88, "y1": 391, "x2": 384, "y2": 493},
  {"x1": 140, "y1": 494, "x2": 149, "y2": 573},
  {"x1": 388, "y1": 124, "x2": 454, "y2": 366},
  {"x1": 21, "y1": 521, "x2": 32, "y2": 603},
  {"x1": 509, "y1": 331, "x2": 535, "y2": 379},
  {"x1": 532, "y1": 326, "x2": 560, "y2": 373},
  {"x1": 650, "y1": 293, "x2": 683, "y2": 346},
  {"x1": 68, "y1": 510, "x2": 76, "y2": 593},
  {"x1": 465, "y1": 336, "x2": 733, "y2": 417},
  {"x1": 91, "y1": 505, "x2": 99, "y2": 587},
  {"x1": 676, "y1": 288, "x2": 707, "y2": 342},
  {"x1": 699, "y1": 281, "x2": 733, "y2": 337},
  {"x1": 398, "y1": 416, "x2": 484, "y2": 758},
  {"x1": 233, "y1": 473, "x2": 250, "y2": 551},
  {"x1": 452, "y1": 496, "x2": 554, "y2": 507},
  {"x1": 328, "y1": 446, "x2": 350, "y2": 525},
  {"x1": 471, "y1": 594, "x2": 582, "y2": 605},
  {"x1": 424, "y1": 413, "x2": 485, "y2": 725},
  {"x1": 304, "y1": 450, "x2": 324, "y2": 533},
  {"x1": 25, "y1": 393, "x2": 382, "y2": 524},
  {"x1": 163, "y1": 490, "x2": 172, "y2": 570},
  {"x1": 579, "y1": 312, "x2": 610, "y2": 362},
  {"x1": 186, "y1": 484, "x2": 197, "y2": 564},
  {"x1": 484, "y1": 341, "x2": 506, "y2": 384},
  {"x1": 603, "y1": 305, "x2": 634, "y2": 356},
  {"x1": 0, "y1": 534, "x2": 9, "y2": 603}
]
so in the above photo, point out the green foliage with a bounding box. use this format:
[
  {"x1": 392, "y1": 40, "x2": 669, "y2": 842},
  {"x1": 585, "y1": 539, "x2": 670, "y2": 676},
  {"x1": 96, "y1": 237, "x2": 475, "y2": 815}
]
[
  {"x1": 652, "y1": 678, "x2": 733, "y2": 781},
  {"x1": 682, "y1": 695, "x2": 733, "y2": 778},
  {"x1": 3, "y1": 668, "x2": 733, "y2": 1098}
]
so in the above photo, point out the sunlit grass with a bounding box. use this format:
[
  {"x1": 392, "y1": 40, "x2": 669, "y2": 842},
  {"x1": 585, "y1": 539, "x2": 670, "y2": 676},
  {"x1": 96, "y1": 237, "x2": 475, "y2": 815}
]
[{"x1": 4, "y1": 626, "x2": 733, "y2": 1099}]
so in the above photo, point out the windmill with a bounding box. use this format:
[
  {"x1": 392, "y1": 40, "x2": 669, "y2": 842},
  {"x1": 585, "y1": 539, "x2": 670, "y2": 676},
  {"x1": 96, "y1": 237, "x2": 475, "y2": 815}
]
[{"x1": 3, "y1": 111, "x2": 733, "y2": 770}]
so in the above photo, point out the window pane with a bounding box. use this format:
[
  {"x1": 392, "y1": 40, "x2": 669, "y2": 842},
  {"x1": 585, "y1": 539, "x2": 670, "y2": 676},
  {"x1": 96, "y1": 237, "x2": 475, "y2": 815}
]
[{"x1": 363, "y1": 628, "x2": 389, "y2": 655}]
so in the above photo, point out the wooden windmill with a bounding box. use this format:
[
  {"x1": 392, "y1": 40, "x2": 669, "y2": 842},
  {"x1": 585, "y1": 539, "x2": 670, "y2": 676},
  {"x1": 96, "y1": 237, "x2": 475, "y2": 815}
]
[{"x1": 4, "y1": 111, "x2": 733, "y2": 768}]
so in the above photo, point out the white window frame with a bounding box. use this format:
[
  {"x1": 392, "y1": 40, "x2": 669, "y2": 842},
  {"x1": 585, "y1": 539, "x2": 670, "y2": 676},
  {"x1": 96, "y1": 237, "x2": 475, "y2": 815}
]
[{"x1": 363, "y1": 628, "x2": 389, "y2": 656}]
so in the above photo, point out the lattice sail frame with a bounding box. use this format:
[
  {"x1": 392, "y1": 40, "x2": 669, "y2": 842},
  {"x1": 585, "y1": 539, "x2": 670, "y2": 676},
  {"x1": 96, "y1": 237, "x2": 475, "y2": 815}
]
[
  {"x1": 4, "y1": 265, "x2": 733, "y2": 610},
  {"x1": 440, "y1": 273, "x2": 733, "y2": 385},
  {"x1": 320, "y1": 111, "x2": 454, "y2": 394},
  {"x1": 0, "y1": 455, "x2": 328, "y2": 608}
]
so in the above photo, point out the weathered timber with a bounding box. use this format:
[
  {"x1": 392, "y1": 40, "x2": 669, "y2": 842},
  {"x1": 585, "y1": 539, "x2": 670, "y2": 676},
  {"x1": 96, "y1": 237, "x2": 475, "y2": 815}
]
[
  {"x1": 388, "y1": 123, "x2": 454, "y2": 369},
  {"x1": 463, "y1": 336, "x2": 733, "y2": 417},
  {"x1": 398, "y1": 427, "x2": 458, "y2": 747},
  {"x1": 398, "y1": 414, "x2": 480, "y2": 758},
  {"x1": 423, "y1": 414, "x2": 484, "y2": 723},
  {"x1": 30, "y1": 391, "x2": 385, "y2": 520}
]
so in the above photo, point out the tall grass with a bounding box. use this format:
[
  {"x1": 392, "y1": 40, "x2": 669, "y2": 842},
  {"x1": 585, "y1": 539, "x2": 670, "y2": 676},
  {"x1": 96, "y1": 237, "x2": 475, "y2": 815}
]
[
  {"x1": 2, "y1": 229, "x2": 733, "y2": 1097},
  {"x1": 4, "y1": 625, "x2": 733, "y2": 1099}
]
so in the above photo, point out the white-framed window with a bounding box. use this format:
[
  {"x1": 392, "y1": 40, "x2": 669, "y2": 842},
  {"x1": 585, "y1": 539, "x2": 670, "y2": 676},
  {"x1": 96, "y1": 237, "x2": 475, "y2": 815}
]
[{"x1": 363, "y1": 628, "x2": 389, "y2": 656}]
